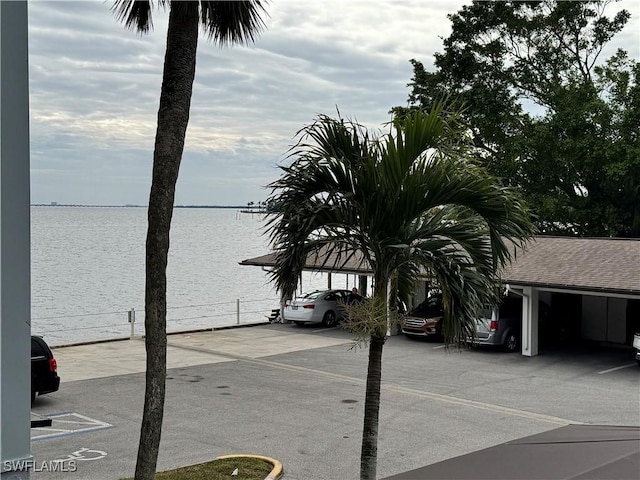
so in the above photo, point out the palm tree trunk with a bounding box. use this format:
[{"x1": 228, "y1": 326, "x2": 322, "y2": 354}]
[
  {"x1": 360, "y1": 333, "x2": 385, "y2": 480},
  {"x1": 135, "y1": 4, "x2": 198, "y2": 480},
  {"x1": 360, "y1": 277, "x2": 389, "y2": 480}
]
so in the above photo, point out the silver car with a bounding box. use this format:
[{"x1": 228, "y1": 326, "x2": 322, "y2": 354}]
[
  {"x1": 472, "y1": 296, "x2": 523, "y2": 352},
  {"x1": 283, "y1": 289, "x2": 351, "y2": 327},
  {"x1": 472, "y1": 295, "x2": 552, "y2": 353}
]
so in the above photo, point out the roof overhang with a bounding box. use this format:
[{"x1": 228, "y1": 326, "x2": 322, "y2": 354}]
[
  {"x1": 504, "y1": 281, "x2": 640, "y2": 299},
  {"x1": 239, "y1": 245, "x2": 373, "y2": 276},
  {"x1": 241, "y1": 236, "x2": 640, "y2": 296}
]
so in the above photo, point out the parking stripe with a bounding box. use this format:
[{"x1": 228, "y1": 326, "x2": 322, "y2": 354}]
[
  {"x1": 31, "y1": 412, "x2": 112, "y2": 441},
  {"x1": 169, "y1": 339, "x2": 581, "y2": 426},
  {"x1": 216, "y1": 353, "x2": 580, "y2": 425},
  {"x1": 597, "y1": 363, "x2": 637, "y2": 374}
]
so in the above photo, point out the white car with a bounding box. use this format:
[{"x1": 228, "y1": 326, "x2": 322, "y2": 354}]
[{"x1": 283, "y1": 289, "x2": 351, "y2": 327}]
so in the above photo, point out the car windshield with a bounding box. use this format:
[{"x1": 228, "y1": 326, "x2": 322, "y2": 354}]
[
  {"x1": 409, "y1": 296, "x2": 442, "y2": 316},
  {"x1": 299, "y1": 290, "x2": 324, "y2": 300}
]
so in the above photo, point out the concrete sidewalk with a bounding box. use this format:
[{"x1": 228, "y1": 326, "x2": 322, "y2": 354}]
[{"x1": 52, "y1": 324, "x2": 353, "y2": 382}]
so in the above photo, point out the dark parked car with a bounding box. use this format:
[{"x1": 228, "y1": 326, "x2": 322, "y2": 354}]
[
  {"x1": 401, "y1": 294, "x2": 444, "y2": 339},
  {"x1": 31, "y1": 335, "x2": 60, "y2": 404}
]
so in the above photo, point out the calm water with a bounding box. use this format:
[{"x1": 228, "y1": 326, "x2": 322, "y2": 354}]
[{"x1": 31, "y1": 207, "x2": 346, "y2": 346}]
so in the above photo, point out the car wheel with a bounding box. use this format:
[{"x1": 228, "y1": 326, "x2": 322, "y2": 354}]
[
  {"x1": 322, "y1": 311, "x2": 337, "y2": 327},
  {"x1": 503, "y1": 332, "x2": 519, "y2": 353},
  {"x1": 31, "y1": 384, "x2": 36, "y2": 406}
]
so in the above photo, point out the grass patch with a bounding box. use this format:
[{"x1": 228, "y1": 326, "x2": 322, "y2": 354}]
[{"x1": 122, "y1": 457, "x2": 274, "y2": 480}]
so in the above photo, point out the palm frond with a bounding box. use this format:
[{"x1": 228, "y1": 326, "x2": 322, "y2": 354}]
[
  {"x1": 111, "y1": 0, "x2": 164, "y2": 33},
  {"x1": 200, "y1": 1, "x2": 268, "y2": 45},
  {"x1": 267, "y1": 107, "x2": 534, "y2": 343},
  {"x1": 112, "y1": 1, "x2": 267, "y2": 43}
]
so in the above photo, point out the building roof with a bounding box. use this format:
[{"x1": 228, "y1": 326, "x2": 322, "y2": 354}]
[
  {"x1": 240, "y1": 236, "x2": 640, "y2": 296},
  {"x1": 502, "y1": 236, "x2": 640, "y2": 296},
  {"x1": 381, "y1": 424, "x2": 640, "y2": 480},
  {"x1": 239, "y1": 245, "x2": 372, "y2": 275}
]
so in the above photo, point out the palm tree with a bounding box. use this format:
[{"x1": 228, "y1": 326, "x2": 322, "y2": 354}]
[
  {"x1": 266, "y1": 104, "x2": 534, "y2": 480},
  {"x1": 111, "y1": 2, "x2": 267, "y2": 479}
]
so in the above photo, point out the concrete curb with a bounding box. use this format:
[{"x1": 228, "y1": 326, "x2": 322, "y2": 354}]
[
  {"x1": 216, "y1": 454, "x2": 284, "y2": 480},
  {"x1": 49, "y1": 321, "x2": 270, "y2": 349}
]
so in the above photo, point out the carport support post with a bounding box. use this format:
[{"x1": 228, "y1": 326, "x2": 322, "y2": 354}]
[
  {"x1": 0, "y1": 2, "x2": 32, "y2": 478},
  {"x1": 522, "y1": 286, "x2": 539, "y2": 357},
  {"x1": 358, "y1": 275, "x2": 368, "y2": 297}
]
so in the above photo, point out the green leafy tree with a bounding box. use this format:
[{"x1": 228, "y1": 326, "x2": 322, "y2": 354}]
[
  {"x1": 111, "y1": 2, "x2": 267, "y2": 479},
  {"x1": 393, "y1": 0, "x2": 639, "y2": 237},
  {"x1": 266, "y1": 105, "x2": 534, "y2": 479}
]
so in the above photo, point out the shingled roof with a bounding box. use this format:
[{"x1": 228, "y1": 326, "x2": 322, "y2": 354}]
[
  {"x1": 240, "y1": 236, "x2": 640, "y2": 296},
  {"x1": 502, "y1": 236, "x2": 640, "y2": 296},
  {"x1": 239, "y1": 245, "x2": 372, "y2": 275}
]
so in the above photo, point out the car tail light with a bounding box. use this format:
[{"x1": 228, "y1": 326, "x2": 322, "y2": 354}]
[
  {"x1": 303, "y1": 305, "x2": 315, "y2": 309},
  {"x1": 49, "y1": 358, "x2": 57, "y2": 372},
  {"x1": 490, "y1": 320, "x2": 498, "y2": 332}
]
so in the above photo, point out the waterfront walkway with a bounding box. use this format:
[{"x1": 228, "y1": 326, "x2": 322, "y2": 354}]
[{"x1": 31, "y1": 323, "x2": 640, "y2": 479}]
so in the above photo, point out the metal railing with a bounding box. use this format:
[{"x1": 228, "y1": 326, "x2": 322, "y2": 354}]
[{"x1": 31, "y1": 297, "x2": 279, "y2": 347}]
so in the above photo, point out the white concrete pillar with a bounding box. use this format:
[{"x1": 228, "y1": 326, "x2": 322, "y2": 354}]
[
  {"x1": 521, "y1": 286, "x2": 539, "y2": 357},
  {"x1": 0, "y1": 1, "x2": 32, "y2": 479}
]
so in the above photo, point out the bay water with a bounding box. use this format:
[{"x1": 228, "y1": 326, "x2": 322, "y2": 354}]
[{"x1": 31, "y1": 207, "x2": 348, "y2": 346}]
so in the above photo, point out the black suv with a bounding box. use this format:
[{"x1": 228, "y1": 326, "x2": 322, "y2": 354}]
[{"x1": 31, "y1": 335, "x2": 60, "y2": 404}]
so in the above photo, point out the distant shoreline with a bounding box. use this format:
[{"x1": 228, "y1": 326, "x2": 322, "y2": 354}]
[{"x1": 31, "y1": 204, "x2": 254, "y2": 209}]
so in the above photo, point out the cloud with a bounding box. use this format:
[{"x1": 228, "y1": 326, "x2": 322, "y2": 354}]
[{"x1": 25, "y1": 0, "x2": 640, "y2": 205}]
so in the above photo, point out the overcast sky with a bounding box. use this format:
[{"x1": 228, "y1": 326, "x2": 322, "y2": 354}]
[{"x1": 28, "y1": 0, "x2": 640, "y2": 206}]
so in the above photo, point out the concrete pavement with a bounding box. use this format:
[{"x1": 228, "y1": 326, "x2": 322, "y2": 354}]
[
  {"x1": 30, "y1": 323, "x2": 640, "y2": 479},
  {"x1": 51, "y1": 324, "x2": 351, "y2": 382}
]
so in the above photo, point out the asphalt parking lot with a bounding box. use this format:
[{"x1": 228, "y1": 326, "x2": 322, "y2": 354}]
[{"x1": 30, "y1": 324, "x2": 640, "y2": 479}]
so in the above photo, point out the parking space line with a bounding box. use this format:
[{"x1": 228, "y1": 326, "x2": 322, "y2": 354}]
[
  {"x1": 432, "y1": 345, "x2": 447, "y2": 350},
  {"x1": 238, "y1": 355, "x2": 581, "y2": 426},
  {"x1": 597, "y1": 363, "x2": 637, "y2": 374},
  {"x1": 31, "y1": 412, "x2": 112, "y2": 441}
]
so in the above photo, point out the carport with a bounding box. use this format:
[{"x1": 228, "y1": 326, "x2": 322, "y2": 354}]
[
  {"x1": 502, "y1": 237, "x2": 640, "y2": 356},
  {"x1": 240, "y1": 236, "x2": 640, "y2": 357},
  {"x1": 239, "y1": 246, "x2": 373, "y2": 297}
]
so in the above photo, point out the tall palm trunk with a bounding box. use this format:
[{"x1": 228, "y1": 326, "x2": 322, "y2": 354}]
[
  {"x1": 360, "y1": 278, "x2": 389, "y2": 480},
  {"x1": 135, "y1": 4, "x2": 198, "y2": 480},
  {"x1": 360, "y1": 333, "x2": 385, "y2": 480}
]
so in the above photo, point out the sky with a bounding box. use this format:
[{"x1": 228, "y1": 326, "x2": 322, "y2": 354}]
[{"x1": 27, "y1": 0, "x2": 640, "y2": 206}]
